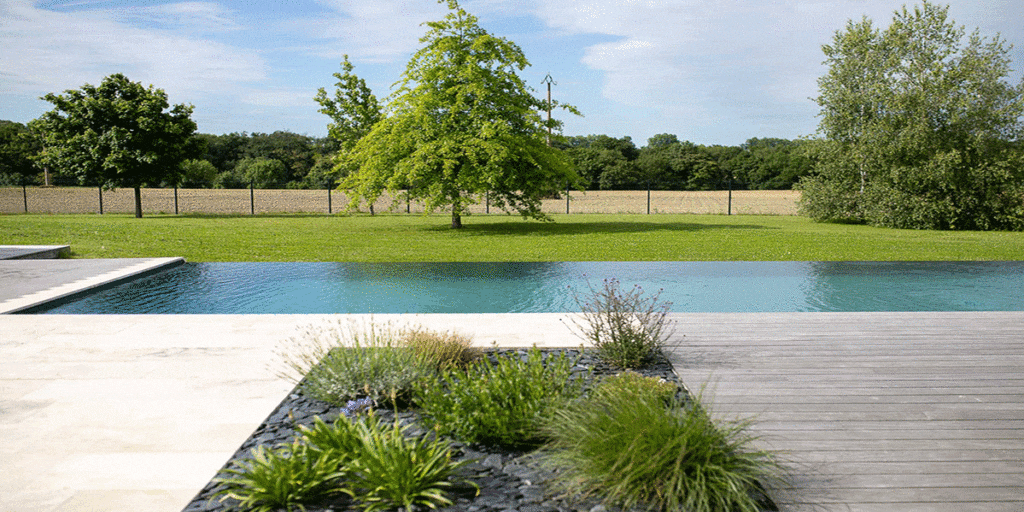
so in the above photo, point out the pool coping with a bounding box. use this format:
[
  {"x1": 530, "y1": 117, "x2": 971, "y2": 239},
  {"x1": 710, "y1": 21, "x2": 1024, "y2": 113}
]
[
  {"x1": 0, "y1": 257, "x2": 185, "y2": 314},
  {"x1": 0, "y1": 245, "x2": 71, "y2": 260}
]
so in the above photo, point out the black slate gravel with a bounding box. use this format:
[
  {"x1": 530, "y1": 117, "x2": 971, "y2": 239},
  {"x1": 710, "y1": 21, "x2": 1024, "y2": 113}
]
[{"x1": 182, "y1": 348, "x2": 766, "y2": 512}]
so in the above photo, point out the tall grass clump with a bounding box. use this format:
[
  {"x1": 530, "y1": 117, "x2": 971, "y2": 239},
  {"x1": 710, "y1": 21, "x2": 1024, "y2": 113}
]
[
  {"x1": 401, "y1": 327, "x2": 481, "y2": 371},
  {"x1": 275, "y1": 320, "x2": 435, "y2": 407},
  {"x1": 598, "y1": 371, "x2": 682, "y2": 405},
  {"x1": 414, "y1": 348, "x2": 586, "y2": 450},
  {"x1": 570, "y1": 278, "x2": 674, "y2": 369},
  {"x1": 541, "y1": 379, "x2": 783, "y2": 512}
]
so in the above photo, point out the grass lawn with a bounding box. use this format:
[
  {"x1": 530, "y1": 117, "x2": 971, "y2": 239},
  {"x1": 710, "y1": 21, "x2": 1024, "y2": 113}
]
[{"x1": 1, "y1": 213, "x2": 1021, "y2": 261}]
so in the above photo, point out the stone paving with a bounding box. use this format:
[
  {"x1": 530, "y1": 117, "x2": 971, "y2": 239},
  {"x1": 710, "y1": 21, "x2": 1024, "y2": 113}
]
[
  {"x1": 0, "y1": 245, "x2": 70, "y2": 260},
  {"x1": 0, "y1": 312, "x2": 583, "y2": 512},
  {"x1": 0, "y1": 252, "x2": 585, "y2": 512}
]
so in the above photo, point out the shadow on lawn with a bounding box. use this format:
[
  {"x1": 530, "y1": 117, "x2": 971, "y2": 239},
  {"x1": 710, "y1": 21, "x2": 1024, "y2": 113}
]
[
  {"x1": 169, "y1": 213, "x2": 335, "y2": 219},
  {"x1": 436, "y1": 220, "x2": 775, "y2": 236}
]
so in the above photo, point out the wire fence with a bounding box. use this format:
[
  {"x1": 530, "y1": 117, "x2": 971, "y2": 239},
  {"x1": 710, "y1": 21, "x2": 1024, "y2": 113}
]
[{"x1": 0, "y1": 186, "x2": 800, "y2": 216}]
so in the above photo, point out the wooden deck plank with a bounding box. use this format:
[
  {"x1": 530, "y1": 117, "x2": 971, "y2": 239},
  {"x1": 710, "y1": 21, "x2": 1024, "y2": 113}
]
[
  {"x1": 836, "y1": 505, "x2": 1022, "y2": 512},
  {"x1": 746, "y1": 429, "x2": 1023, "y2": 441},
  {"x1": 665, "y1": 312, "x2": 1024, "y2": 512}
]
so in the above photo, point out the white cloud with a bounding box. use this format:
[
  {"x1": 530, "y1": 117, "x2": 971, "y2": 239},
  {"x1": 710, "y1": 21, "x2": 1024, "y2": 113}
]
[
  {"x1": 533, "y1": 1, "x2": 834, "y2": 108},
  {"x1": 0, "y1": 0, "x2": 266, "y2": 101},
  {"x1": 116, "y1": 2, "x2": 244, "y2": 33},
  {"x1": 288, "y1": 0, "x2": 449, "y2": 62},
  {"x1": 518, "y1": 0, "x2": 1024, "y2": 142},
  {"x1": 242, "y1": 87, "x2": 316, "y2": 108}
]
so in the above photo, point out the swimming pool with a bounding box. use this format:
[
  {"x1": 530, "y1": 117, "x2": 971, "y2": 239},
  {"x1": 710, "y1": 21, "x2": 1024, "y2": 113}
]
[{"x1": 36, "y1": 261, "x2": 1024, "y2": 314}]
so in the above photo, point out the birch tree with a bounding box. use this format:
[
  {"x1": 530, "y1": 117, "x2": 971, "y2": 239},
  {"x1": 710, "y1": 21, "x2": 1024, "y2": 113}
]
[{"x1": 801, "y1": 1, "x2": 1024, "y2": 230}]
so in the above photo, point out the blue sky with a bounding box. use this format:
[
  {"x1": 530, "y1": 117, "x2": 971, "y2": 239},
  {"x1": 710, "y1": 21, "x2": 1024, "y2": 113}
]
[{"x1": 2, "y1": 0, "x2": 1022, "y2": 146}]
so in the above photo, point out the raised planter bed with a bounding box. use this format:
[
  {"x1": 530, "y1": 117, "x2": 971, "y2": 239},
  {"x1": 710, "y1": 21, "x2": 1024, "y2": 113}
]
[{"x1": 183, "y1": 348, "x2": 772, "y2": 512}]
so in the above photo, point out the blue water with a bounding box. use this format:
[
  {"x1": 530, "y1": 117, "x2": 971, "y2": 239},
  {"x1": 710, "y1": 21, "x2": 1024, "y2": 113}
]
[{"x1": 36, "y1": 261, "x2": 1024, "y2": 314}]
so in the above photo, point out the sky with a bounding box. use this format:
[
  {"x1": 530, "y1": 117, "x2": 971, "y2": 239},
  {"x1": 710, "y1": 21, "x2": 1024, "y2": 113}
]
[{"x1": 2, "y1": 0, "x2": 1023, "y2": 147}]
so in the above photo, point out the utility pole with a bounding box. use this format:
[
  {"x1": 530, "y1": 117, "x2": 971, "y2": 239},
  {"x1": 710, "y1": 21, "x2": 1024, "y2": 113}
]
[{"x1": 541, "y1": 73, "x2": 555, "y2": 146}]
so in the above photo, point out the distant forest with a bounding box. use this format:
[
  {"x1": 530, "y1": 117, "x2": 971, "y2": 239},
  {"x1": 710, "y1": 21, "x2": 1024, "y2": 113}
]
[{"x1": 2, "y1": 120, "x2": 810, "y2": 191}]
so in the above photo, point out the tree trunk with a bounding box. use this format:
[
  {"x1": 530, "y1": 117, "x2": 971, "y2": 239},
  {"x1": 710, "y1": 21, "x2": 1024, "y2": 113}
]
[
  {"x1": 451, "y1": 210, "x2": 462, "y2": 229},
  {"x1": 134, "y1": 186, "x2": 143, "y2": 218}
]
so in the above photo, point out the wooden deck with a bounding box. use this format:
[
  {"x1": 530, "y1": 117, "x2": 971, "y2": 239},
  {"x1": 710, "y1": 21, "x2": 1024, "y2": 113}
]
[{"x1": 663, "y1": 312, "x2": 1024, "y2": 512}]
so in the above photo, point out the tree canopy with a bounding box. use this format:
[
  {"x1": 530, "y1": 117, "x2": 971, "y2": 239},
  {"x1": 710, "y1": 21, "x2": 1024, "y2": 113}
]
[
  {"x1": 560, "y1": 134, "x2": 810, "y2": 191},
  {"x1": 189, "y1": 131, "x2": 332, "y2": 189},
  {"x1": 33, "y1": 73, "x2": 197, "y2": 217},
  {"x1": 0, "y1": 120, "x2": 41, "y2": 185},
  {"x1": 315, "y1": 56, "x2": 383, "y2": 157},
  {"x1": 342, "y1": 0, "x2": 581, "y2": 228},
  {"x1": 800, "y1": 1, "x2": 1024, "y2": 230}
]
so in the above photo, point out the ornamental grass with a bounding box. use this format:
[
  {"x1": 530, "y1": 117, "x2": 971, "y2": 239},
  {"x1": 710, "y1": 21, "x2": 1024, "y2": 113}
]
[
  {"x1": 274, "y1": 320, "x2": 437, "y2": 408},
  {"x1": 541, "y1": 378, "x2": 784, "y2": 512}
]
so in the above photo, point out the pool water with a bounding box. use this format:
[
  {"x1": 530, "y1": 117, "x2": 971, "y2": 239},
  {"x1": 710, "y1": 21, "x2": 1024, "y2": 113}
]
[{"x1": 37, "y1": 261, "x2": 1024, "y2": 314}]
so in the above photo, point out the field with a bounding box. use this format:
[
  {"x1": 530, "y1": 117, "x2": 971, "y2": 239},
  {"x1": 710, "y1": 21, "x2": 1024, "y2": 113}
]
[
  {"x1": 2, "y1": 212, "x2": 1021, "y2": 261},
  {"x1": 0, "y1": 187, "x2": 799, "y2": 216}
]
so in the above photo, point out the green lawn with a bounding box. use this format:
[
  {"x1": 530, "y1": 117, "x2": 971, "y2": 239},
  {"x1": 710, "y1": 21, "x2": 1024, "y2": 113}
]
[{"x1": 1, "y1": 213, "x2": 1022, "y2": 261}]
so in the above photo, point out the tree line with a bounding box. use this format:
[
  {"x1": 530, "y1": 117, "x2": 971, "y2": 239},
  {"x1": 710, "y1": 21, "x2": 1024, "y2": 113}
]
[
  {"x1": 559, "y1": 134, "x2": 811, "y2": 191},
  {"x1": 2, "y1": 123, "x2": 810, "y2": 192},
  {"x1": 1, "y1": 122, "x2": 337, "y2": 190}
]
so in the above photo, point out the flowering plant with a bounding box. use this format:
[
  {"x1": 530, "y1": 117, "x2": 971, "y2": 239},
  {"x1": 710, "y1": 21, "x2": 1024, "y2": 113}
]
[{"x1": 569, "y1": 278, "x2": 673, "y2": 369}]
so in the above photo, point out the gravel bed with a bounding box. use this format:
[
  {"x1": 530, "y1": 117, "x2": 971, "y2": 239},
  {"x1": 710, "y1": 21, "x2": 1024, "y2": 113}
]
[{"x1": 183, "y1": 348, "x2": 766, "y2": 512}]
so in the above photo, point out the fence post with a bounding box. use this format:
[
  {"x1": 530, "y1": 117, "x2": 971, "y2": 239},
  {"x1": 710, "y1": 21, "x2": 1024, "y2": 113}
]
[
  {"x1": 728, "y1": 177, "x2": 732, "y2": 216},
  {"x1": 485, "y1": 192, "x2": 489, "y2": 214},
  {"x1": 250, "y1": 183, "x2": 255, "y2": 215},
  {"x1": 328, "y1": 186, "x2": 332, "y2": 214},
  {"x1": 174, "y1": 187, "x2": 179, "y2": 215},
  {"x1": 647, "y1": 181, "x2": 651, "y2": 215},
  {"x1": 565, "y1": 181, "x2": 570, "y2": 215},
  {"x1": 22, "y1": 179, "x2": 28, "y2": 213},
  {"x1": 98, "y1": 186, "x2": 103, "y2": 215},
  {"x1": 406, "y1": 192, "x2": 410, "y2": 214}
]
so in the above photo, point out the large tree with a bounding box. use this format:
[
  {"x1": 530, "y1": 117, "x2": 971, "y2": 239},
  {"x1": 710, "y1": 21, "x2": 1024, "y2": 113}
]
[
  {"x1": 800, "y1": 1, "x2": 1024, "y2": 230},
  {"x1": 34, "y1": 73, "x2": 197, "y2": 217},
  {"x1": 343, "y1": 0, "x2": 581, "y2": 228}
]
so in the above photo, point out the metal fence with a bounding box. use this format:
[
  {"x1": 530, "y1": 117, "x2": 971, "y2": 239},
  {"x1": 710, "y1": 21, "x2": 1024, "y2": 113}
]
[{"x1": 0, "y1": 186, "x2": 800, "y2": 216}]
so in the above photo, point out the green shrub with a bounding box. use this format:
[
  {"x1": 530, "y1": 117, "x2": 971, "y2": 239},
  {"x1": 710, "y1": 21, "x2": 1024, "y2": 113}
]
[
  {"x1": 275, "y1": 321, "x2": 436, "y2": 407},
  {"x1": 299, "y1": 415, "x2": 364, "y2": 476},
  {"x1": 596, "y1": 371, "x2": 680, "y2": 405},
  {"x1": 541, "y1": 384, "x2": 782, "y2": 512},
  {"x1": 216, "y1": 412, "x2": 471, "y2": 512},
  {"x1": 401, "y1": 327, "x2": 481, "y2": 371},
  {"x1": 213, "y1": 440, "x2": 345, "y2": 512},
  {"x1": 414, "y1": 349, "x2": 586, "y2": 450},
  {"x1": 344, "y1": 413, "x2": 474, "y2": 512},
  {"x1": 570, "y1": 278, "x2": 674, "y2": 369}
]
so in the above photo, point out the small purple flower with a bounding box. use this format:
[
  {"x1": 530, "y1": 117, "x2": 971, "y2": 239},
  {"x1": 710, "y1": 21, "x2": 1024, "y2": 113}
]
[{"x1": 342, "y1": 397, "x2": 375, "y2": 417}]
